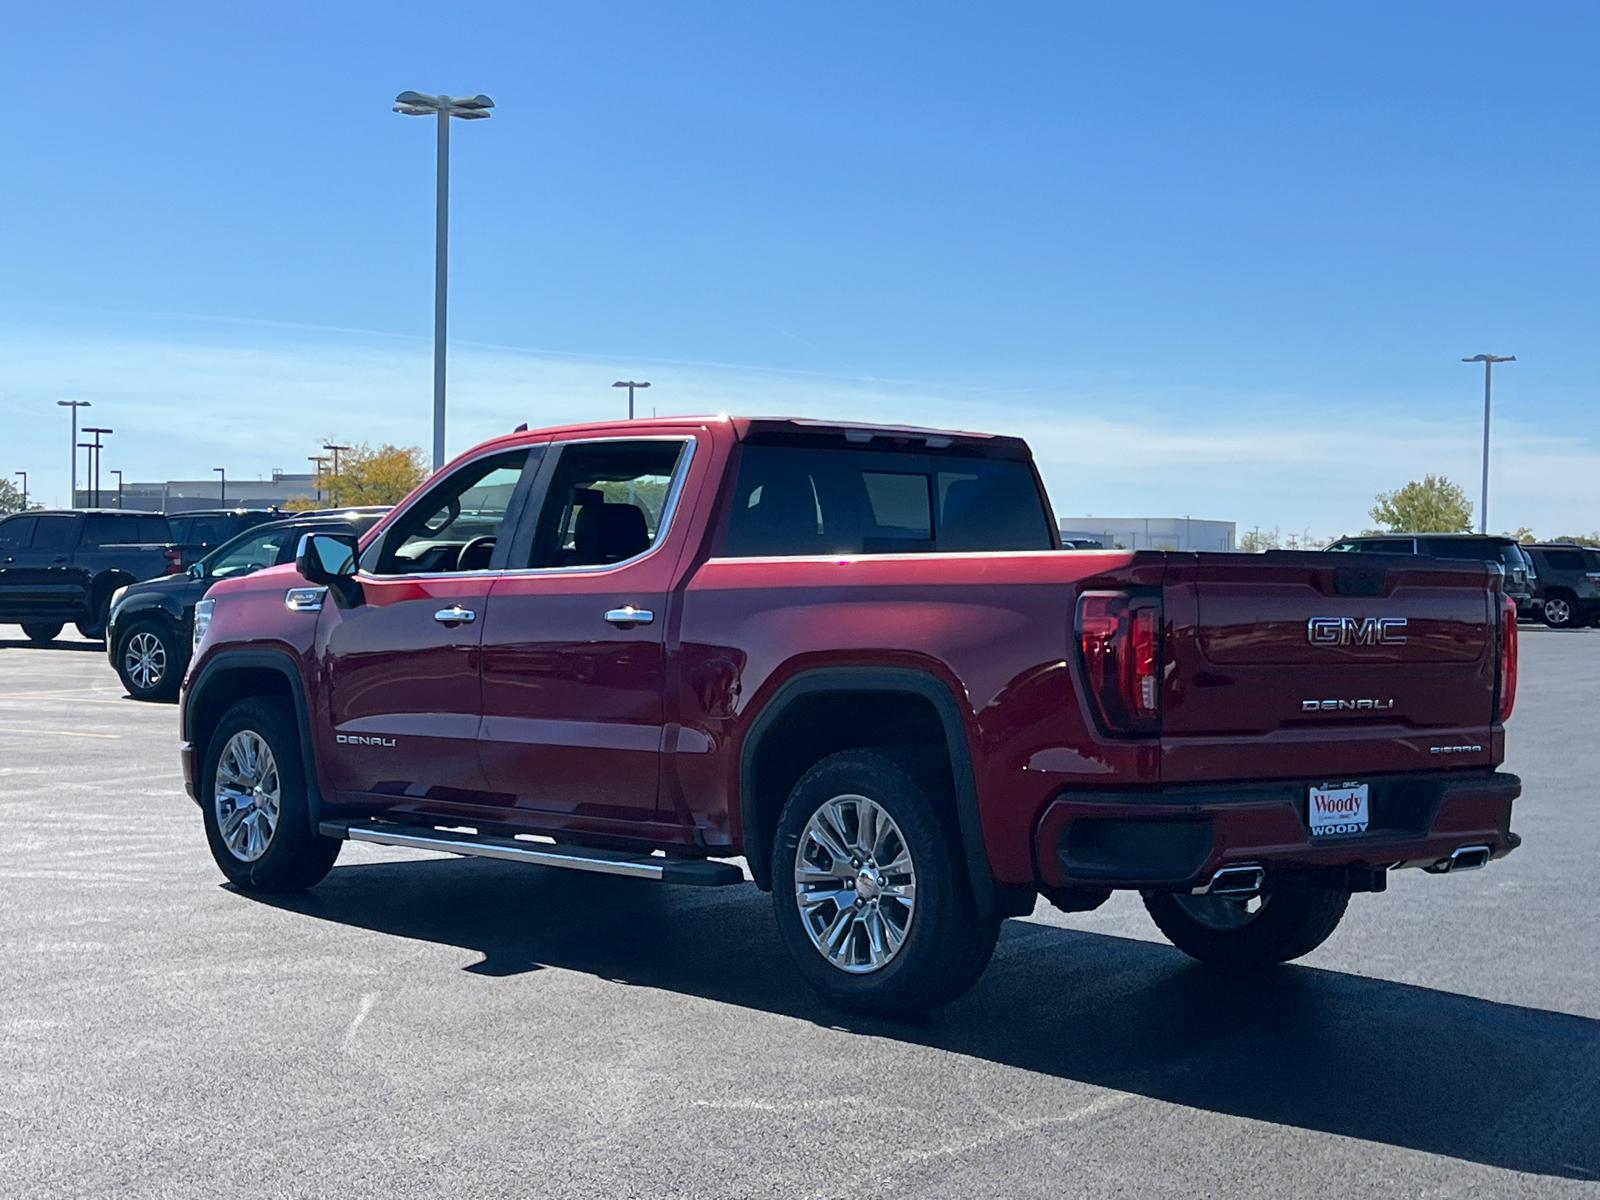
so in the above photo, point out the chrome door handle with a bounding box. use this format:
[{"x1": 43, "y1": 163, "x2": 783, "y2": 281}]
[
  {"x1": 604, "y1": 606, "x2": 655, "y2": 627},
  {"x1": 433, "y1": 606, "x2": 476, "y2": 625}
]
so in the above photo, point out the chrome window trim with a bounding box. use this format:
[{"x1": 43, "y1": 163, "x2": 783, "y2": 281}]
[{"x1": 358, "y1": 435, "x2": 697, "y2": 582}]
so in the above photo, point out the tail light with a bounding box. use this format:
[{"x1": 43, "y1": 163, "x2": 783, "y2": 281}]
[
  {"x1": 1496, "y1": 593, "x2": 1518, "y2": 723},
  {"x1": 1076, "y1": 591, "x2": 1162, "y2": 735},
  {"x1": 164, "y1": 546, "x2": 184, "y2": 575}
]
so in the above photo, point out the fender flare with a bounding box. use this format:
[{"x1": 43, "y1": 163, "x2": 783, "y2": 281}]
[
  {"x1": 185, "y1": 649, "x2": 323, "y2": 834},
  {"x1": 738, "y1": 666, "x2": 1030, "y2": 920}
]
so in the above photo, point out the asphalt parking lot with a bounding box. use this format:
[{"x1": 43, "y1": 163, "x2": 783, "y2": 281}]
[{"x1": 2, "y1": 628, "x2": 1598, "y2": 1198}]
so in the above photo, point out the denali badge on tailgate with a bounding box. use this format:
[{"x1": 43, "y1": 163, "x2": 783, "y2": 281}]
[
  {"x1": 1310, "y1": 782, "x2": 1369, "y2": 836},
  {"x1": 1307, "y1": 616, "x2": 1407, "y2": 646}
]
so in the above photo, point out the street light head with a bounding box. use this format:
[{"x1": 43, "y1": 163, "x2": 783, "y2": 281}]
[
  {"x1": 395, "y1": 91, "x2": 494, "y2": 118},
  {"x1": 1462, "y1": 354, "x2": 1516, "y2": 363},
  {"x1": 612, "y1": 381, "x2": 651, "y2": 388}
]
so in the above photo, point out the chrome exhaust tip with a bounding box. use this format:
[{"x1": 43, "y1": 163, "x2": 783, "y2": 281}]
[
  {"x1": 1193, "y1": 864, "x2": 1266, "y2": 897},
  {"x1": 1427, "y1": 844, "x2": 1492, "y2": 874}
]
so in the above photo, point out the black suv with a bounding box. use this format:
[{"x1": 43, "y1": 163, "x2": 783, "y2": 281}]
[
  {"x1": 107, "y1": 511, "x2": 386, "y2": 700},
  {"x1": 1324, "y1": 533, "x2": 1536, "y2": 611},
  {"x1": 1523, "y1": 543, "x2": 1600, "y2": 629}
]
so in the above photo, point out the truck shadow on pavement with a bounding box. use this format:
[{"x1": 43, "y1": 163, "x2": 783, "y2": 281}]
[{"x1": 246, "y1": 856, "x2": 1599, "y2": 1182}]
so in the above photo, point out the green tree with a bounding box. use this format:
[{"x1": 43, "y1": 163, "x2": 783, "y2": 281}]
[
  {"x1": 311, "y1": 442, "x2": 428, "y2": 507},
  {"x1": 1370, "y1": 475, "x2": 1473, "y2": 533},
  {"x1": 1552, "y1": 532, "x2": 1600, "y2": 547},
  {"x1": 0, "y1": 478, "x2": 29, "y2": 516}
]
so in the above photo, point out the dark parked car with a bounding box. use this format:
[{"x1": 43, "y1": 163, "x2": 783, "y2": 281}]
[
  {"x1": 107, "y1": 512, "x2": 387, "y2": 700},
  {"x1": 1, "y1": 510, "x2": 179, "y2": 642},
  {"x1": 1523, "y1": 543, "x2": 1600, "y2": 628},
  {"x1": 1324, "y1": 533, "x2": 1535, "y2": 611},
  {"x1": 164, "y1": 509, "x2": 285, "y2": 567}
]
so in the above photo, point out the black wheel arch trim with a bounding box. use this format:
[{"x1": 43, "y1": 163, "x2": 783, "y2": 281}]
[
  {"x1": 184, "y1": 649, "x2": 323, "y2": 834},
  {"x1": 737, "y1": 665, "x2": 1031, "y2": 920}
]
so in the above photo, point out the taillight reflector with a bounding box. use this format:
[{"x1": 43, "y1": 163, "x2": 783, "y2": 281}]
[
  {"x1": 1076, "y1": 591, "x2": 1162, "y2": 735},
  {"x1": 1497, "y1": 594, "x2": 1518, "y2": 723},
  {"x1": 164, "y1": 546, "x2": 184, "y2": 575}
]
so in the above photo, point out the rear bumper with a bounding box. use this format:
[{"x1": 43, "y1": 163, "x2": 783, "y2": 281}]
[{"x1": 1034, "y1": 770, "x2": 1521, "y2": 892}]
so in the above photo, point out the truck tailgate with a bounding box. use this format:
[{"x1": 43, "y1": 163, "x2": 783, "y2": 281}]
[{"x1": 1162, "y1": 553, "x2": 1500, "y2": 782}]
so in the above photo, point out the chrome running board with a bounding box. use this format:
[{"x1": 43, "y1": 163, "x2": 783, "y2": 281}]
[{"x1": 319, "y1": 819, "x2": 745, "y2": 887}]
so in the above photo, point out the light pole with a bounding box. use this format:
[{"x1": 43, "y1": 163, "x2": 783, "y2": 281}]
[
  {"x1": 1462, "y1": 354, "x2": 1515, "y2": 534},
  {"x1": 309, "y1": 455, "x2": 330, "y2": 503},
  {"x1": 82, "y1": 428, "x2": 112, "y2": 507},
  {"x1": 214, "y1": 467, "x2": 226, "y2": 507},
  {"x1": 14, "y1": 471, "x2": 26, "y2": 510},
  {"x1": 57, "y1": 400, "x2": 90, "y2": 506},
  {"x1": 612, "y1": 381, "x2": 651, "y2": 420},
  {"x1": 322, "y1": 443, "x2": 351, "y2": 476},
  {"x1": 393, "y1": 90, "x2": 495, "y2": 472},
  {"x1": 110, "y1": 469, "x2": 123, "y2": 509}
]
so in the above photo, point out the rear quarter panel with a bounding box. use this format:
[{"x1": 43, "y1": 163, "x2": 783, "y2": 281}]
[{"x1": 674, "y1": 551, "x2": 1153, "y2": 885}]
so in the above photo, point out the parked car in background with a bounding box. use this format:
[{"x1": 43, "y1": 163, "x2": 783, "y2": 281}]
[
  {"x1": 107, "y1": 510, "x2": 388, "y2": 700},
  {"x1": 1324, "y1": 533, "x2": 1535, "y2": 612},
  {"x1": 0, "y1": 510, "x2": 179, "y2": 642},
  {"x1": 1523, "y1": 543, "x2": 1600, "y2": 629},
  {"x1": 165, "y1": 508, "x2": 285, "y2": 567}
]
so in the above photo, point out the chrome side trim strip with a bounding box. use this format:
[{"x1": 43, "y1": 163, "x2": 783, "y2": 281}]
[{"x1": 326, "y1": 822, "x2": 666, "y2": 880}]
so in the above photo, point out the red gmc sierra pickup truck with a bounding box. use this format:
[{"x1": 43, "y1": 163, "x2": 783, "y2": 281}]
[{"x1": 179, "y1": 416, "x2": 1521, "y2": 1014}]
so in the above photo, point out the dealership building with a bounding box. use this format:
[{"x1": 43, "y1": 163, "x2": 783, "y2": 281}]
[
  {"x1": 1056, "y1": 517, "x2": 1236, "y2": 552},
  {"x1": 75, "y1": 471, "x2": 322, "y2": 513}
]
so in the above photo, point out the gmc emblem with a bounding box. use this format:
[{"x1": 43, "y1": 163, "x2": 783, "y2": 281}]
[{"x1": 1307, "y1": 616, "x2": 1407, "y2": 647}]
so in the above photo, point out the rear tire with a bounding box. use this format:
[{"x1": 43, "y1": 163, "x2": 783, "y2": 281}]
[
  {"x1": 1542, "y1": 595, "x2": 1577, "y2": 629},
  {"x1": 200, "y1": 697, "x2": 340, "y2": 893},
  {"x1": 115, "y1": 619, "x2": 183, "y2": 701},
  {"x1": 1143, "y1": 887, "x2": 1349, "y2": 968},
  {"x1": 771, "y1": 749, "x2": 999, "y2": 1016},
  {"x1": 21, "y1": 622, "x2": 63, "y2": 644}
]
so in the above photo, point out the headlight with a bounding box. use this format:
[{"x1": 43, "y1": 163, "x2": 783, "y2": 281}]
[{"x1": 193, "y1": 599, "x2": 215, "y2": 652}]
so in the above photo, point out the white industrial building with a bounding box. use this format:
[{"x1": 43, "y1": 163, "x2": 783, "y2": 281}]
[
  {"x1": 1057, "y1": 517, "x2": 1236, "y2": 552},
  {"x1": 78, "y1": 472, "x2": 322, "y2": 513}
]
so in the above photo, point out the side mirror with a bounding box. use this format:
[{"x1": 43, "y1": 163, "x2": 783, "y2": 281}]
[{"x1": 295, "y1": 533, "x2": 363, "y2": 608}]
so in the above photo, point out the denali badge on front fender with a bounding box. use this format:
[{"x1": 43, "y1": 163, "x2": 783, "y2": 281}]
[
  {"x1": 336, "y1": 734, "x2": 397, "y2": 747},
  {"x1": 1307, "y1": 616, "x2": 1407, "y2": 646}
]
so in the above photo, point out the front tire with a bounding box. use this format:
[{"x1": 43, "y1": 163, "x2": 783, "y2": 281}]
[
  {"x1": 200, "y1": 697, "x2": 339, "y2": 893},
  {"x1": 20, "y1": 622, "x2": 63, "y2": 644},
  {"x1": 771, "y1": 749, "x2": 998, "y2": 1016},
  {"x1": 115, "y1": 619, "x2": 183, "y2": 701},
  {"x1": 1144, "y1": 887, "x2": 1349, "y2": 968}
]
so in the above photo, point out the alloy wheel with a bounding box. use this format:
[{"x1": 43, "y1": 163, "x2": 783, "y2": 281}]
[
  {"x1": 214, "y1": 730, "x2": 281, "y2": 862},
  {"x1": 793, "y1": 793, "x2": 917, "y2": 973},
  {"x1": 124, "y1": 631, "x2": 168, "y2": 691},
  {"x1": 1545, "y1": 597, "x2": 1572, "y2": 627}
]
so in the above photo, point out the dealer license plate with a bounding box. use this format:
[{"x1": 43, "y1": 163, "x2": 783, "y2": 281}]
[{"x1": 1309, "y1": 782, "x2": 1369, "y2": 836}]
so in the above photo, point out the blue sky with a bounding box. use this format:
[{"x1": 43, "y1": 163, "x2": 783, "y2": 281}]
[{"x1": 2, "y1": 2, "x2": 1597, "y2": 537}]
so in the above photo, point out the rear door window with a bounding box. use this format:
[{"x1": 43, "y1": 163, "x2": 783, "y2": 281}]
[
  {"x1": 188, "y1": 517, "x2": 237, "y2": 546},
  {"x1": 720, "y1": 446, "x2": 1053, "y2": 557},
  {"x1": 525, "y1": 441, "x2": 688, "y2": 568},
  {"x1": 31, "y1": 515, "x2": 77, "y2": 552}
]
